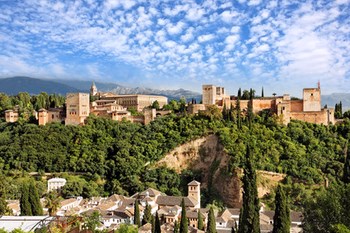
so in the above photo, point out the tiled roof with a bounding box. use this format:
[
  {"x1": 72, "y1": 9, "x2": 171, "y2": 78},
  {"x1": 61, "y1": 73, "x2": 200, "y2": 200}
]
[
  {"x1": 188, "y1": 180, "x2": 200, "y2": 186},
  {"x1": 156, "y1": 196, "x2": 195, "y2": 207},
  {"x1": 290, "y1": 211, "x2": 303, "y2": 223}
]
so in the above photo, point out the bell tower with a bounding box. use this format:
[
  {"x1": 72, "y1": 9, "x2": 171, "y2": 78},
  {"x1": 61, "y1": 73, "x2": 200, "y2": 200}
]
[
  {"x1": 90, "y1": 81, "x2": 97, "y2": 96},
  {"x1": 188, "y1": 180, "x2": 201, "y2": 208}
]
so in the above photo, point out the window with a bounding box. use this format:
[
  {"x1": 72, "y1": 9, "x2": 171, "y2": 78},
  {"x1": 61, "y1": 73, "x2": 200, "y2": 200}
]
[
  {"x1": 311, "y1": 93, "x2": 314, "y2": 96},
  {"x1": 52, "y1": 114, "x2": 54, "y2": 119}
]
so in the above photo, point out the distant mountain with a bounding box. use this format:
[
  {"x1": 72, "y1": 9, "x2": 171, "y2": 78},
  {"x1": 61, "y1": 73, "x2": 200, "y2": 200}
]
[
  {"x1": 56, "y1": 79, "x2": 201, "y2": 100},
  {"x1": 0, "y1": 77, "x2": 201, "y2": 100},
  {"x1": 0, "y1": 76, "x2": 81, "y2": 95},
  {"x1": 322, "y1": 93, "x2": 350, "y2": 111}
]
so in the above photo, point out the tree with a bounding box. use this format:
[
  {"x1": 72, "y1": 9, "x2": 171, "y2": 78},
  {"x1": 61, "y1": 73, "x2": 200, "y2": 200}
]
[
  {"x1": 115, "y1": 224, "x2": 138, "y2": 233},
  {"x1": 247, "y1": 89, "x2": 254, "y2": 129},
  {"x1": 154, "y1": 211, "x2": 161, "y2": 233},
  {"x1": 343, "y1": 143, "x2": 350, "y2": 184},
  {"x1": 197, "y1": 210, "x2": 204, "y2": 230},
  {"x1": 207, "y1": 207, "x2": 216, "y2": 233},
  {"x1": 237, "y1": 88, "x2": 242, "y2": 129},
  {"x1": 45, "y1": 191, "x2": 61, "y2": 216},
  {"x1": 142, "y1": 202, "x2": 152, "y2": 225},
  {"x1": 272, "y1": 185, "x2": 290, "y2": 233},
  {"x1": 29, "y1": 181, "x2": 43, "y2": 215},
  {"x1": 180, "y1": 198, "x2": 188, "y2": 233},
  {"x1": 83, "y1": 210, "x2": 101, "y2": 232},
  {"x1": 261, "y1": 87, "x2": 264, "y2": 98},
  {"x1": 174, "y1": 220, "x2": 179, "y2": 233},
  {"x1": 20, "y1": 183, "x2": 32, "y2": 216},
  {"x1": 238, "y1": 145, "x2": 260, "y2": 233},
  {"x1": 151, "y1": 100, "x2": 160, "y2": 110},
  {"x1": 134, "y1": 200, "x2": 141, "y2": 227}
]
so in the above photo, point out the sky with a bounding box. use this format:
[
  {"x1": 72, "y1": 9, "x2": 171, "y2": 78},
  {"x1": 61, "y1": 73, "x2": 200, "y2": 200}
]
[{"x1": 0, "y1": 0, "x2": 350, "y2": 97}]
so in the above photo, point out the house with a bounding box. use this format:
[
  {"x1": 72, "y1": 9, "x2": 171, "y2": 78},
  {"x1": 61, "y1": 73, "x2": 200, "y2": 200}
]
[{"x1": 47, "y1": 177, "x2": 66, "y2": 192}]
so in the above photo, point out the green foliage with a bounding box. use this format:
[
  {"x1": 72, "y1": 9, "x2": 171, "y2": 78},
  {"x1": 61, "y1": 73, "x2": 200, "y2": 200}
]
[
  {"x1": 29, "y1": 180, "x2": 43, "y2": 215},
  {"x1": 331, "y1": 224, "x2": 350, "y2": 233},
  {"x1": 197, "y1": 210, "x2": 204, "y2": 231},
  {"x1": 302, "y1": 183, "x2": 350, "y2": 232},
  {"x1": 134, "y1": 200, "x2": 141, "y2": 227},
  {"x1": 154, "y1": 212, "x2": 161, "y2": 233},
  {"x1": 83, "y1": 210, "x2": 101, "y2": 232},
  {"x1": 207, "y1": 207, "x2": 216, "y2": 233},
  {"x1": 142, "y1": 203, "x2": 152, "y2": 225},
  {"x1": 238, "y1": 145, "x2": 260, "y2": 233},
  {"x1": 272, "y1": 185, "x2": 290, "y2": 233},
  {"x1": 45, "y1": 191, "x2": 61, "y2": 216},
  {"x1": 179, "y1": 199, "x2": 188, "y2": 233},
  {"x1": 343, "y1": 143, "x2": 350, "y2": 183},
  {"x1": 174, "y1": 221, "x2": 179, "y2": 233},
  {"x1": 115, "y1": 224, "x2": 138, "y2": 233},
  {"x1": 20, "y1": 183, "x2": 32, "y2": 216},
  {"x1": 151, "y1": 100, "x2": 160, "y2": 110}
]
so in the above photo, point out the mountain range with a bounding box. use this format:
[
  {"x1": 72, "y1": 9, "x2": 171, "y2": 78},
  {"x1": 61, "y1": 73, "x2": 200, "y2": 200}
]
[
  {"x1": 0, "y1": 77, "x2": 201, "y2": 100},
  {"x1": 0, "y1": 76, "x2": 349, "y2": 110}
]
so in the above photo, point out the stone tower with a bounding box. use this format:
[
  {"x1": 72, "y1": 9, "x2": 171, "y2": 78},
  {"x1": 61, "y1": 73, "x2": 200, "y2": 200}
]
[
  {"x1": 188, "y1": 180, "x2": 201, "y2": 208},
  {"x1": 303, "y1": 87, "x2": 321, "y2": 112},
  {"x1": 90, "y1": 81, "x2": 97, "y2": 96},
  {"x1": 65, "y1": 93, "x2": 90, "y2": 125}
]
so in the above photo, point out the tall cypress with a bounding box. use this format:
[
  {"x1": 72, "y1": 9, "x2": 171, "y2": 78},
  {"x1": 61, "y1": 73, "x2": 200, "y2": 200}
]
[
  {"x1": 247, "y1": 89, "x2": 254, "y2": 129},
  {"x1": 134, "y1": 200, "x2": 141, "y2": 227},
  {"x1": 343, "y1": 143, "x2": 350, "y2": 184},
  {"x1": 154, "y1": 211, "x2": 161, "y2": 233},
  {"x1": 174, "y1": 220, "x2": 179, "y2": 233},
  {"x1": 237, "y1": 88, "x2": 242, "y2": 129},
  {"x1": 197, "y1": 210, "x2": 204, "y2": 230},
  {"x1": 207, "y1": 207, "x2": 216, "y2": 233},
  {"x1": 272, "y1": 185, "x2": 290, "y2": 233},
  {"x1": 29, "y1": 181, "x2": 43, "y2": 216},
  {"x1": 179, "y1": 198, "x2": 188, "y2": 233},
  {"x1": 20, "y1": 183, "x2": 32, "y2": 216},
  {"x1": 142, "y1": 202, "x2": 152, "y2": 225},
  {"x1": 261, "y1": 87, "x2": 264, "y2": 98},
  {"x1": 238, "y1": 145, "x2": 260, "y2": 233}
]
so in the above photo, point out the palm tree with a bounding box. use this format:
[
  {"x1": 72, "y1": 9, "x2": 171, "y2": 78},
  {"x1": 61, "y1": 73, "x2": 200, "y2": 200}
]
[{"x1": 45, "y1": 191, "x2": 61, "y2": 216}]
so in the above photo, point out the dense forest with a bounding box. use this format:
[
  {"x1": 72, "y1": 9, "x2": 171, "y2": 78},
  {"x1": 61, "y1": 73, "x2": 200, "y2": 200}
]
[{"x1": 1, "y1": 91, "x2": 350, "y2": 231}]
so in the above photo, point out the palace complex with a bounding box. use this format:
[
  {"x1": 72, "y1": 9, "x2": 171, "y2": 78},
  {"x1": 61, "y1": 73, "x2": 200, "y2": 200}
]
[{"x1": 188, "y1": 84, "x2": 335, "y2": 125}]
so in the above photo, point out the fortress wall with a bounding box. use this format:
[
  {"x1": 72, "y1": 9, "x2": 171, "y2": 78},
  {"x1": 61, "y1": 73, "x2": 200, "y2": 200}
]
[
  {"x1": 290, "y1": 100, "x2": 303, "y2": 112},
  {"x1": 290, "y1": 110, "x2": 333, "y2": 125}
]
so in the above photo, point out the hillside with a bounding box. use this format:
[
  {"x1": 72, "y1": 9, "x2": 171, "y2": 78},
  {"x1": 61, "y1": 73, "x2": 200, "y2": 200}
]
[{"x1": 0, "y1": 76, "x2": 81, "y2": 95}]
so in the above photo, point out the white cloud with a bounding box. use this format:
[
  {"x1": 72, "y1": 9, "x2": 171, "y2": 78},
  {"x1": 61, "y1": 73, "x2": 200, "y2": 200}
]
[
  {"x1": 198, "y1": 34, "x2": 215, "y2": 43},
  {"x1": 167, "y1": 22, "x2": 186, "y2": 35},
  {"x1": 186, "y1": 7, "x2": 205, "y2": 21}
]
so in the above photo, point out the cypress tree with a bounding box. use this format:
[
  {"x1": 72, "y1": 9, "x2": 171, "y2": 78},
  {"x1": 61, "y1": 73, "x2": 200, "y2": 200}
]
[
  {"x1": 261, "y1": 87, "x2": 264, "y2": 98},
  {"x1": 154, "y1": 211, "x2": 161, "y2": 233},
  {"x1": 272, "y1": 185, "x2": 290, "y2": 233},
  {"x1": 151, "y1": 215, "x2": 155, "y2": 233},
  {"x1": 0, "y1": 178, "x2": 10, "y2": 215},
  {"x1": 197, "y1": 210, "x2": 204, "y2": 230},
  {"x1": 29, "y1": 181, "x2": 43, "y2": 216},
  {"x1": 207, "y1": 207, "x2": 216, "y2": 233},
  {"x1": 343, "y1": 143, "x2": 350, "y2": 184},
  {"x1": 174, "y1": 220, "x2": 179, "y2": 233},
  {"x1": 20, "y1": 183, "x2": 32, "y2": 216},
  {"x1": 142, "y1": 202, "x2": 152, "y2": 225},
  {"x1": 180, "y1": 198, "x2": 188, "y2": 233},
  {"x1": 237, "y1": 88, "x2": 242, "y2": 129},
  {"x1": 223, "y1": 103, "x2": 228, "y2": 121},
  {"x1": 238, "y1": 145, "x2": 260, "y2": 233},
  {"x1": 134, "y1": 200, "x2": 141, "y2": 227},
  {"x1": 247, "y1": 89, "x2": 254, "y2": 129}
]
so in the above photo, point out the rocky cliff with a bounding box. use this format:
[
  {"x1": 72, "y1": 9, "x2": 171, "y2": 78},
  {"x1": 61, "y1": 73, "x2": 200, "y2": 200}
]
[{"x1": 157, "y1": 134, "x2": 285, "y2": 208}]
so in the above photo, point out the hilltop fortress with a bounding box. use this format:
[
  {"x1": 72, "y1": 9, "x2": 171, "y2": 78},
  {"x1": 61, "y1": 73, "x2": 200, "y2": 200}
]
[
  {"x1": 189, "y1": 84, "x2": 335, "y2": 125},
  {"x1": 5, "y1": 82, "x2": 335, "y2": 126}
]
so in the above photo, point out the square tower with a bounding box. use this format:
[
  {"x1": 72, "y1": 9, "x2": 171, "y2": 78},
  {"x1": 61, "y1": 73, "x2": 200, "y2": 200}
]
[
  {"x1": 65, "y1": 93, "x2": 90, "y2": 125},
  {"x1": 303, "y1": 88, "x2": 321, "y2": 112},
  {"x1": 188, "y1": 180, "x2": 201, "y2": 209},
  {"x1": 202, "y1": 85, "x2": 216, "y2": 105}
]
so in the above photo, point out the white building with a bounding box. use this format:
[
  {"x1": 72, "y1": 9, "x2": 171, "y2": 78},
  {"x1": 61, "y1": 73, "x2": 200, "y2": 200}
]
[{"x1": 47, "y1": 178, "x2": 67, "y2": 192}]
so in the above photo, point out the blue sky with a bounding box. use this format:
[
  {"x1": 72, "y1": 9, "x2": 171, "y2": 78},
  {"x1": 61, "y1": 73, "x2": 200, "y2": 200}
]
[{"x1": 0, "y1": 0, "x2": 349, "y2": 97}]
